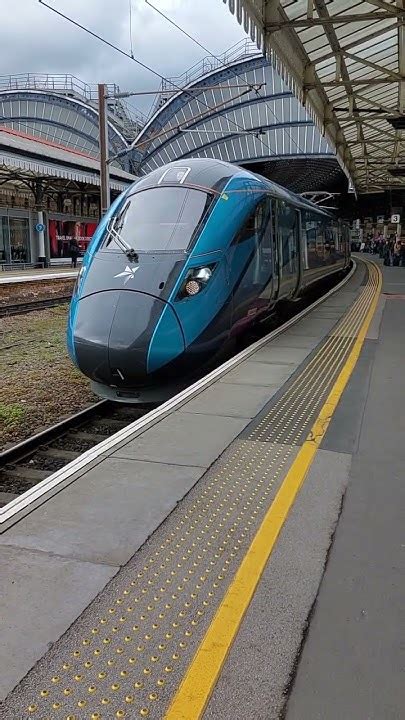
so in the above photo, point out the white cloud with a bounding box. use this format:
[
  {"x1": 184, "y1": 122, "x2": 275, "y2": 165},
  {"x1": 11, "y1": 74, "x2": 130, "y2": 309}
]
[{"x1": 0, "y1": 0, "x2": 246, "y2": 113}]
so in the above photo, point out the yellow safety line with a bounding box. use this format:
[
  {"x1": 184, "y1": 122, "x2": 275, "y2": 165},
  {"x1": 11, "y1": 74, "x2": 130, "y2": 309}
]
[{"x1": 165, "y1": 259, "x2": 382, "y2": 720}]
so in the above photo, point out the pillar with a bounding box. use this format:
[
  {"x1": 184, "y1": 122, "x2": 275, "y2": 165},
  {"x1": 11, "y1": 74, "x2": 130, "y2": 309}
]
[{"x1": 36, "y1": 210, "x2": 46, "y2": 267}]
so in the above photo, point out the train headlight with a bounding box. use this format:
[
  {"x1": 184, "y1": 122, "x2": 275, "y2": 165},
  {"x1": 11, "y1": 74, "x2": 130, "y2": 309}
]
[
  {"x1": 194, "y1": 267, "x2": 212, "y2": 283},
  {"x1": 179, "y1": 264, "x2": 216, "y2": 299},
  {"x1": 185, "y1": 279, "x2": 201, "y2": 296}
]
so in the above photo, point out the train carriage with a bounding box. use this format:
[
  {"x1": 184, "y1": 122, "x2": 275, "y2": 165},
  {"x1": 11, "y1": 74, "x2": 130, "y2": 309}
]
[{"x1": 68, "y1": 158, "x2": 350, "y2": 401}]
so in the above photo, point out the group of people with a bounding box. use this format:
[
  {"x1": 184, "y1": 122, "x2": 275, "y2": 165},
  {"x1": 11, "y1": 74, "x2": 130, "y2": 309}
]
[{"x1": 360, "y1": 233, "x2": 405, "y2": 267}]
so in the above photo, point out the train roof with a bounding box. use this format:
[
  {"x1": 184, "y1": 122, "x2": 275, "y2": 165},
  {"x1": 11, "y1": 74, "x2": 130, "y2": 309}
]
[{"x1": 131, "y1": 158, "x2": 332, "y2": 218}]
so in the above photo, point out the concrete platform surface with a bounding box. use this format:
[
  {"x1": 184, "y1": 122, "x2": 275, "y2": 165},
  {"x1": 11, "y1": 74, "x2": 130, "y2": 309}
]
[
  {"x1": 2, "y1": 258, "x2": 398, "y2": 720},
  {"x1": 285, "y1": 288, "x2": 405, "y2": 720},
  {"x1": 0, "y1": 268, "x2": 78, "y2": 284}
]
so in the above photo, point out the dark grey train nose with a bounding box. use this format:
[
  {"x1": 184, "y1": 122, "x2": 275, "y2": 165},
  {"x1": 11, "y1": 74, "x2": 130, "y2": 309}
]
[{"x1": 73, "y1": 290, "x2": 184, "y2": 386}]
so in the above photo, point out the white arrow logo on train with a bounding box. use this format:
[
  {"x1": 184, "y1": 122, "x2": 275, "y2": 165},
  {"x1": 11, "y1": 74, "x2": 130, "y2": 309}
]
[{"x1": 114, "y1": 265, "x2": 139, "y2": 284}]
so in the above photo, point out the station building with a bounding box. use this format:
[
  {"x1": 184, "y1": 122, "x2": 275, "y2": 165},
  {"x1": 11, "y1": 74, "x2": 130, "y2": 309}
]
[{"x1": 0, "y1": 75, "x2": 142, "y2": 267}]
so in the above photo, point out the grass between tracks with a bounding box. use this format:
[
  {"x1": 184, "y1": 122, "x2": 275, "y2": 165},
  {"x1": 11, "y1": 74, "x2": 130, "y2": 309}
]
[{"x1": 0, "y1": 305, "x2": 96, "y2": 450}]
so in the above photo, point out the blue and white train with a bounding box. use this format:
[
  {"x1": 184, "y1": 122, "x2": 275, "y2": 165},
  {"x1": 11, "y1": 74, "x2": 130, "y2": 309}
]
[{"x1": 67, "y1": 158, "x2": 350, "y2": 401}]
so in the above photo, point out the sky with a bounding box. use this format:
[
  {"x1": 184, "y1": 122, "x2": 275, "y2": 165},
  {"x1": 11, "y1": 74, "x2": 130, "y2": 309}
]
[{"x1": 0, "y1": 0, "x2": 246, "y2": 115}]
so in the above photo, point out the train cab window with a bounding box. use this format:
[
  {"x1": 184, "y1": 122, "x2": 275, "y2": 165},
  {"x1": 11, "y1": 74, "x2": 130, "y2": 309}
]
[{"x1": 103, "y1": 187, "x2": 212, "y2": 253}]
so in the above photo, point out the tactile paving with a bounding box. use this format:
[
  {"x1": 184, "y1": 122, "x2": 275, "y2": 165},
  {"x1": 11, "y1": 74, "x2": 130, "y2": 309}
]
[{"x1": 2, "y1": 261, "x2": 380, "y2": 720}]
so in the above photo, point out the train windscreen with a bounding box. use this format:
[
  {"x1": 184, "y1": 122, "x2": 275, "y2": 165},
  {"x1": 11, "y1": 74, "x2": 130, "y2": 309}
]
[{"x1": 103, "y1": 187, "x2": 212, "y2": 253}]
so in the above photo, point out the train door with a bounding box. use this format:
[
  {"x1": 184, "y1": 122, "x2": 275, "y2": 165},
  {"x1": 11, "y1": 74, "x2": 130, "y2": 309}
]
[
  {"x1": 276, "y1": 200, "x2": 300, "y2": 299},
  {"x1": 254, "y1": 197, "x2": 274, "y2": 302}
]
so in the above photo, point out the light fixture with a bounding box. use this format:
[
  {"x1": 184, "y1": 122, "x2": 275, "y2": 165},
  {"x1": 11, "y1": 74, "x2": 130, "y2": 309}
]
[
  {"x1": 194, "y1": 267, "x2": 212, "y2": 283},
  {"x1": 179, "y1": 264, "x2": 216, "y2": 299},
  {"x1": 184, "y1": 279, "x2": 201, "y2": 296}
]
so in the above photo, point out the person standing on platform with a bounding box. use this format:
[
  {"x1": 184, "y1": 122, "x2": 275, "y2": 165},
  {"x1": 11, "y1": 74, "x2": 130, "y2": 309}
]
[
  {"x1": 69, "y1": 238, "x2": 80, "y2": 269},
  {"x1": 400, "y1": 240, "x2": 405, "y2": 267},
  {"x1": 383, "y1": 240, "x2": 391, "y2": 266}
]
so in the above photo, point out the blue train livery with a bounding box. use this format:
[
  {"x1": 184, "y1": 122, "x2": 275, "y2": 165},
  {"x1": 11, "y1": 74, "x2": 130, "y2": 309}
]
[{"x1": 67, "y1": 158, "x2": 350, "y2": 401}]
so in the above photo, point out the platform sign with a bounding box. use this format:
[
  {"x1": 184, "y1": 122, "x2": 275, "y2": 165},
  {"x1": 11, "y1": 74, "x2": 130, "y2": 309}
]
[
  {"x1": 35, "y1": 223, "x2": 45, "y2": 232},
  {"x1": 391, "y1": 214, "x2": 400, "y2": 224},
  {"x1": 377, "y1": 215, "x2": 385, "y2": 224}
]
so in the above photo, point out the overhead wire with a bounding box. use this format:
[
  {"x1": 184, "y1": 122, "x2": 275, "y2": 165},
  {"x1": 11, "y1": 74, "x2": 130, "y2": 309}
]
[{"x1": 37, "y1": 0, "x2": 275, "y2": 158}]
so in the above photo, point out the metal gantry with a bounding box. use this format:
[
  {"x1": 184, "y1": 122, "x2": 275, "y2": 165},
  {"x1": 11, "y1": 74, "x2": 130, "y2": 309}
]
[{"x1": 222, "y1": 0, "x2": 405, "y2": 192}]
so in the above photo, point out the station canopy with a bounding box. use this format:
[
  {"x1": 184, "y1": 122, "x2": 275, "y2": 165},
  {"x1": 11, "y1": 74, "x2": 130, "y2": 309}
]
[
  {"x1": 132, "y1": 40, "x2": 347, "y2": 193},
  {"x1": 222, "y1": 0, "x2": 405, "y2": 193}
]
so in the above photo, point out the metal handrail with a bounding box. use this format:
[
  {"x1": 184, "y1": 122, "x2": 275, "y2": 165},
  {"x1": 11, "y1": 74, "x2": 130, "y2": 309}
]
[
  {"x1": 150, "y1": 38, "x2": 260, "y2": 117},
  {"x1": 0, "y1": 73, "x2": 144, "y2": 134}
]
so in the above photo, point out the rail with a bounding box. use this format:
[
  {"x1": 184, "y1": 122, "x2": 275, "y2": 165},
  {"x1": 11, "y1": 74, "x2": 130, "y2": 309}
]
[{"x1": 0, "y1": 400, "x2": 156, "y2": 507}]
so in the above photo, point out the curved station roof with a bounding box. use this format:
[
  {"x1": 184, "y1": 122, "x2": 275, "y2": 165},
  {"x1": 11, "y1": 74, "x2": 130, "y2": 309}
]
[
  {"x1": 0, "y1": 74, "x2": 140, "y2": 168},
  {"x1": 222, "y1": 0, "x2": 405, "y2": 193},
  {"x1": 131, "y1": 44, "x2": 342, "y2": 192}
]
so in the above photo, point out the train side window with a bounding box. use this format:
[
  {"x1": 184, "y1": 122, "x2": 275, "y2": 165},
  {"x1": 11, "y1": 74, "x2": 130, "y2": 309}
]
[
  {"x1": 233, "y1": 199, "x2": 269, "y2": 245},
  {"x1": 303, "y1": 210, "x2": 325, "y2": 268},
  {"x1": 233, "y1": 210, "x2": 256, "y2": 244}
]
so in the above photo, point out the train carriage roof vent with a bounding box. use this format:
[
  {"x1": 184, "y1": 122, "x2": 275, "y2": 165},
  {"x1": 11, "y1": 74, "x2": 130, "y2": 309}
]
[{"x1": 158, "y1": 166, "x2": 191, "y2": 184}]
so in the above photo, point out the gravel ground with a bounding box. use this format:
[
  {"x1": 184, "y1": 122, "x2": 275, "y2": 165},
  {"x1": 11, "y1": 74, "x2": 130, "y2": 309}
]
[
  {"x1": 0, "y1": 305, "x2": 96, "y2": 450},
  {"x1": 0, "y1": 278, "x2": 75, "y2": 306}
]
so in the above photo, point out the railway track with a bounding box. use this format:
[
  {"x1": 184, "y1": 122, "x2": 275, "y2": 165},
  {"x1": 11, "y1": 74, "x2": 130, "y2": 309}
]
[
  {"x1": 0, "y1": 268, "x2": 352, "y2": 510},
  {"x1": 0, "y1": 400, "x2": 157, "y2": 507},
  {"x1": 0, "y1": 295, "x2": 72, "y2": 317}
]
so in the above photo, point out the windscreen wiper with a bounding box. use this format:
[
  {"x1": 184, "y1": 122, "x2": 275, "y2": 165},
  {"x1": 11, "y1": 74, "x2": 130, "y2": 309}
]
[{"x1": 107, "y1": 216, "x2": 138, "y2": 262}]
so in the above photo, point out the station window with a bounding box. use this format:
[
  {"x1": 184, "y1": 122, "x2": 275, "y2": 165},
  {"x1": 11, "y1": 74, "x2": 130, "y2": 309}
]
[{"x1": 0, "y1": 216, "x2": 31, "y2": 264}]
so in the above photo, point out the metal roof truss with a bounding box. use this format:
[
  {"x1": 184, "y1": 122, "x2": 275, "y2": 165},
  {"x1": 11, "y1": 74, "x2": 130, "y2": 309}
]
[{"x1": 223, "y1": 0, "x2": 405, "y2": 192}]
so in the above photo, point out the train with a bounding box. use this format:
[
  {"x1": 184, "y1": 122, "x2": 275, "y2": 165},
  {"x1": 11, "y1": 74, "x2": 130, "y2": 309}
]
[{"x1": 67, "y1": 158, "x2": 351, "y2": 402}]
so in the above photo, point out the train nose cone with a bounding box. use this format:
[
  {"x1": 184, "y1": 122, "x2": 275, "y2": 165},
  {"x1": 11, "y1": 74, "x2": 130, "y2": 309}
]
[{"x1": 73, "y1": 290, "x2": 185, "y2": 386}]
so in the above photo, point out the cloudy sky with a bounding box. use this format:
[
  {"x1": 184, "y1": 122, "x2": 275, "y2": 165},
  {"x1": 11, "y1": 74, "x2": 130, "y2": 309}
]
[{"x1": 1, "y1": 0, "x2": 246, "y2": 115}]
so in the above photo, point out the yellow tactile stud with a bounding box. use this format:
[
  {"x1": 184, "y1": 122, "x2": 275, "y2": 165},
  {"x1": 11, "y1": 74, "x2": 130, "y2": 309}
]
[{"x1": 28, "y1": 705, "x2": 37, "y2": 713}]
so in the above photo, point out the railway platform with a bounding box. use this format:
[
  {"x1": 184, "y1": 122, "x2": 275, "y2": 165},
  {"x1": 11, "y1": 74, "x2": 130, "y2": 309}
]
[
  {"x1": 0, "y1": 267, "x2": 78, "y2": 284},
  {"x1": 0, "y1": 257, "x2": 403, "y2": 720}
]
